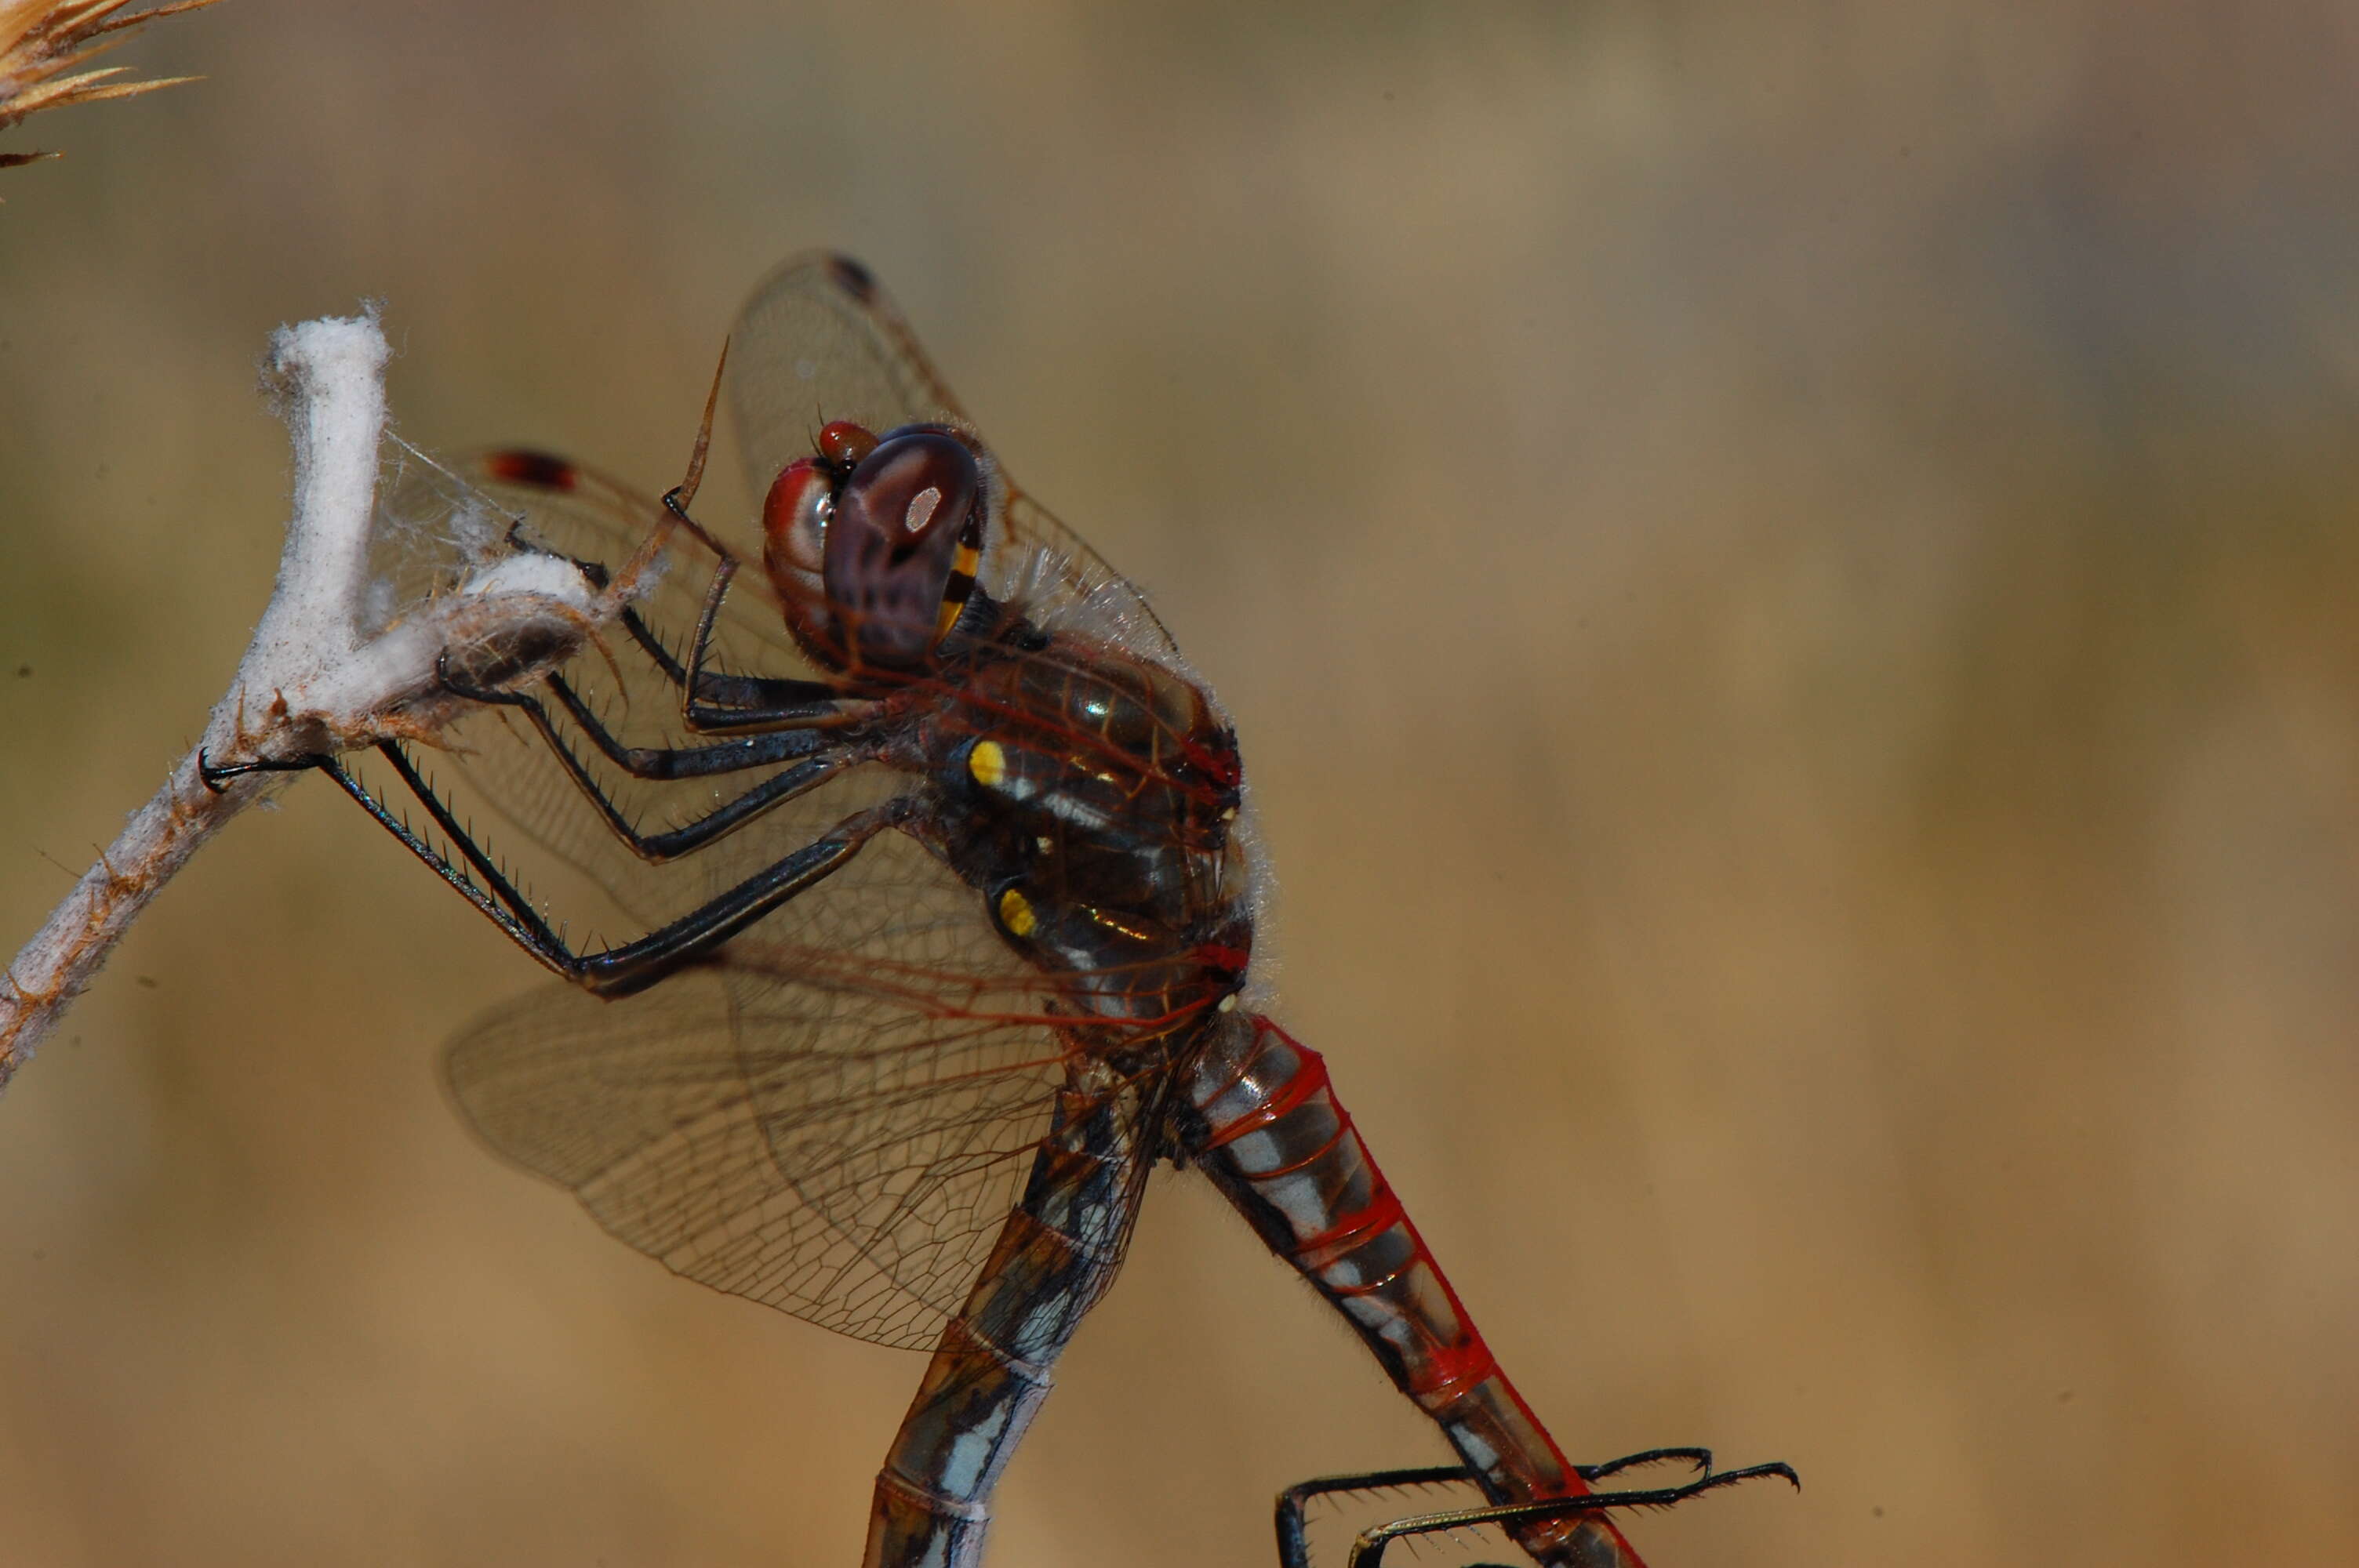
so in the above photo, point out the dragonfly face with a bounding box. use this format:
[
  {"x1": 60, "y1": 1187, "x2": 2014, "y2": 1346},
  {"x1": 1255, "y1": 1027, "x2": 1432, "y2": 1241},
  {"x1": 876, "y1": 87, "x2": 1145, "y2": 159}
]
[{"x1": 761, "y1": 419, "x2": 989, "y2": 674}]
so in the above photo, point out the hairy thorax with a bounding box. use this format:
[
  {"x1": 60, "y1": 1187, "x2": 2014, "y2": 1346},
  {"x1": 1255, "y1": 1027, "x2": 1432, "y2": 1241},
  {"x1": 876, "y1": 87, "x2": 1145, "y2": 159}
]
[{"x1": 907, "y1": 636, "x2": 1254, "y2": 1040}]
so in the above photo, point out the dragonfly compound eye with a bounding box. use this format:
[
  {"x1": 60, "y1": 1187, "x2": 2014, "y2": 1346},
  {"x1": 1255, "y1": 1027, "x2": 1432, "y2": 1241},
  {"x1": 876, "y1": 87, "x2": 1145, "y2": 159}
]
[
  {"x1": 823, "y1": 427, "x2": 983, "y2": 669},
  {"x1": 761, "y1": 459, "x2": 832, "y2": 582},
  {"x1": 761, "y1": 456, "x2": 838, "y2": 656}
]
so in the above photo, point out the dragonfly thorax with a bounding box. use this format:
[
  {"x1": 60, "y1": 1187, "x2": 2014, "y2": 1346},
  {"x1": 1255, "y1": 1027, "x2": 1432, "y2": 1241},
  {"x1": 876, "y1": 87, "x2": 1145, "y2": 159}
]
[{"x1": 921, "y1": 644, "x2": 1253, "y2": 1032}]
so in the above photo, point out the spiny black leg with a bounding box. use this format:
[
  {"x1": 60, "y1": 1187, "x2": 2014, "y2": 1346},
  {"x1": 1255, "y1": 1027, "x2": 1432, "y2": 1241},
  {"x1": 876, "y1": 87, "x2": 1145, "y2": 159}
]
[
  {"x1": 305, "y1": 742, "x2": 887, "y2": 996},
  {"x1": 1341, "y1": 1461, "x2": 1800, "y2": 1568},
  {"x1": 318, "y1": 750, "x2": 574, "y2": 965},
  {"x1": 439, "y1": 653, "x2": 841, "y2": 781},
  {"x1": 675, "y1": 555, "x2": 862, "y2": 731},
  {"x1": 522, "y1": 724, "x2": 855, "y2": 862},
  {"x1": 553, "y1": 667, "x2": 847, "y2": 779},
  {"x1": 478, "y1": 482, "x2": 852, "y2": 731},
  {"x1": 1277, "y1": 1468, "x2": 1469, "y2": 1568},
  {"x1": 441, "y1": 646, "x2": 830, "y2": 778},
  {"x1": 1274, "y1": 1452, "x2": 1795, "y2": 1568},
  {"x1": 1277, "y1": 1457, "x2": 1700, "y2": 1566},
  {"x1": 1577, "y1": 1448, "x2": 1714, "y2": 1483},
  {"x1": 202, "y1": 745, "x2": 596, "y2": 971},
  {"x1": 198, "y1": 750, "x2": 335, "y2": 793},
  {"x1": 434, "y1": 658, "x2": 865, "y2": 862},
  {"x1": 566, "y1": 815, "x2": 881, "y2": 995},
  {"x1": 365, "y1": 739, "x2": 900, "y2": 996}
]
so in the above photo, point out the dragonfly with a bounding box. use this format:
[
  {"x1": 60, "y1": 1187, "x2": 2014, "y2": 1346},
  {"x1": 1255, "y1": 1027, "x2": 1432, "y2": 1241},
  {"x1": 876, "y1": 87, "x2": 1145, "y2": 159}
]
[{"x1": 209, "y1": 253, "x2": 1790, "y2": 1566}]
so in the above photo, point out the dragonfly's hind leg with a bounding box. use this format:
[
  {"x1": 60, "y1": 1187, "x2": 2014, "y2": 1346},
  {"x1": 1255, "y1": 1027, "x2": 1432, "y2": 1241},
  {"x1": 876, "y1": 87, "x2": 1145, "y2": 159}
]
[
  {"x1": 1272, "y1": 1452, "x2": 1798, "y2": 1568},
  {"x1": 264, "y1": 739, "x2": 905, "y2": 999}
]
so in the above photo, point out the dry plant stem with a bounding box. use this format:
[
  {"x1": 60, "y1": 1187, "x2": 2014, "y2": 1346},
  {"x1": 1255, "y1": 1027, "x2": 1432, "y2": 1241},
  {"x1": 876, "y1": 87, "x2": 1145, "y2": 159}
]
[
  {"x1": 0, "y1": 312, "x2": 610, "y2": 1092},
  {"x1": 0, "y1": 1, "x2": 224, "y2": 171}
]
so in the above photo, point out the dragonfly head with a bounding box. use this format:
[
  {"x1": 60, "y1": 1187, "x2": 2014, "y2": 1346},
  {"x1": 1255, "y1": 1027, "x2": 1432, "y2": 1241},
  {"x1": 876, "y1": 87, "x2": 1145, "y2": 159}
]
[{"x1": 761, "y1": 419, "x2": 987, "y2": 675}]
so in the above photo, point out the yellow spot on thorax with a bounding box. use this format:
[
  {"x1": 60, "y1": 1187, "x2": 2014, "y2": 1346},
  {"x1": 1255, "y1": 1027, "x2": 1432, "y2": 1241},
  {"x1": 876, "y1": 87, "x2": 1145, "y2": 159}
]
[
  {"x1": 969, "y1": 739, "x2": 1007, "y2": 789},
  {"x1": 997, "y1": 886, "x2": 1038, "y2": 938}
]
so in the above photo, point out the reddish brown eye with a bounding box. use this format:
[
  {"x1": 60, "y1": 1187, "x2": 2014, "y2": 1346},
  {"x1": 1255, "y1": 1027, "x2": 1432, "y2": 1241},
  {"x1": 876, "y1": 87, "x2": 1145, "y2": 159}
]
[
  {"x1": 823, "y1": 428, "x2": 981, "y2": 669},
  {"x1": 761, "y1": 459, "x2": 831, "y2": 579},
  {"x1": 761, "y1": 458, "x2": 837, "y2": 656},
  {"x1": 818, "y1": 419, "x2": 878, "y2": 470}
]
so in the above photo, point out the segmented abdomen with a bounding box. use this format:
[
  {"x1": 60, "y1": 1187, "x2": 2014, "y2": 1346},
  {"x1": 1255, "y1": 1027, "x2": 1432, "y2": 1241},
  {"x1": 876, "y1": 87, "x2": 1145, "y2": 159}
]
[{"x1": 1184, "y1": 1012, "x2": 1644, "y2": 1568}]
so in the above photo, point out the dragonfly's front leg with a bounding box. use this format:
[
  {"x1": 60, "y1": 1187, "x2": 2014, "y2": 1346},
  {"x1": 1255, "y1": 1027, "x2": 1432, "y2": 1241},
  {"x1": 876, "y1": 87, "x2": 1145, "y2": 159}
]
[
  {"x1": 865, "y1": 1077, "x2": 1140, "y2": 1568},
  {"x1": 470, "y1": 448, "x2": 863, "y2": 734},
  {"x1": 677, "y1": 555, "x2": 871, "y2": 733},
  {"x1": 1183, "y1": 1011, "x2": 1645, "y2": 1568}
]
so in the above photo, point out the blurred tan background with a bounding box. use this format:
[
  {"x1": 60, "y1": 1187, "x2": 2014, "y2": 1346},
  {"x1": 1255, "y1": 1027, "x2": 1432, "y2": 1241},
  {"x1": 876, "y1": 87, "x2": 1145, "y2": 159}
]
[{"x1": 5, "y1": 3, "x2": 2358, "y2": 1565}]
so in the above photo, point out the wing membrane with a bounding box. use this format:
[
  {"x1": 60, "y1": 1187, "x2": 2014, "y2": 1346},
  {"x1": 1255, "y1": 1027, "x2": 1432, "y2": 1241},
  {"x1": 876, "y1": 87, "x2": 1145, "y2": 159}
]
[
  {"x1": 726, "y1": 251, "x2": 969, "y2": 496},
  {"x1": 445, "y1": 942, "x2": 1158, "y2": 1349}
]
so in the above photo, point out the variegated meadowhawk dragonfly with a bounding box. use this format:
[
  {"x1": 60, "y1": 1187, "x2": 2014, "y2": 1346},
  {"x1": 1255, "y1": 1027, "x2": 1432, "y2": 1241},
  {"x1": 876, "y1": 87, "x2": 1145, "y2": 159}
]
[{"x1": 208, "y1": 255, "x2": 1790, "y2": 1566}]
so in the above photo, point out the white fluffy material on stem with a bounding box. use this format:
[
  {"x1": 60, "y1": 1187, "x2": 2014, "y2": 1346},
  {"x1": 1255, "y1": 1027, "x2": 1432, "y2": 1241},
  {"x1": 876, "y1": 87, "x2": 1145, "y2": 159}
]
[{"x1": 0, "y1": 310, "x2": 614, "y2": 1090}]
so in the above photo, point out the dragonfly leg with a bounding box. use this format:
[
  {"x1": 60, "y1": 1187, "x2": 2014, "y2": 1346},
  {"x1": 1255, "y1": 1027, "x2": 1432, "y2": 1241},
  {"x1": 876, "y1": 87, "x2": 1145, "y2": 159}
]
[
  {"x1": 198, "y1": 750, "x2": 336, "y2": 793},
  {"x1": 1274, "y1": 1466, "x2": 1469, "y2": 1568},
  {"x1": 327, "y1": 739, "x2": 900, "y2": 997},
  {"x1": 439, "y1": 653, "x2": 843, "y2": 782},
  {"x1": 1273, "y1": 1453, "x2": 1789, "y2": 1568},
  {"x1": 435, "y1": 655, "x2": 867, "y2": 862},
  {"x1": 475, "y1": 452, "x2": 858, "y2": 733},
  {"x1": 1333, "y1": 1460, "x2": 1800, "y2": 1568},
  {"x1": 642, "y1": 383, "x2": 863, "y2": 735},
  {"x1": 674, "y1": 554, "x2": 866, "y2": 731}
]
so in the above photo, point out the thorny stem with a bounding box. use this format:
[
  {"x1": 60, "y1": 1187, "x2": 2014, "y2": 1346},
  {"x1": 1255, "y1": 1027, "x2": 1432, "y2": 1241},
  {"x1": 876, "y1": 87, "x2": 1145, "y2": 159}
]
[{"x1": 0, "y1": 311, "x2": 622, "y2": 1092}]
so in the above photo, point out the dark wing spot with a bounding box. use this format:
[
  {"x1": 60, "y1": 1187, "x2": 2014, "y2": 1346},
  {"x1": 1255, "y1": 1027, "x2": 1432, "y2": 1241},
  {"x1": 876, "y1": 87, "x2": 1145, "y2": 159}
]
[
  {"x1": 826, "y1": 254, "x2": 878, "y2": 303},
  {"x1": 482, "y1": 450, "x2": 578, "y2": 492}
]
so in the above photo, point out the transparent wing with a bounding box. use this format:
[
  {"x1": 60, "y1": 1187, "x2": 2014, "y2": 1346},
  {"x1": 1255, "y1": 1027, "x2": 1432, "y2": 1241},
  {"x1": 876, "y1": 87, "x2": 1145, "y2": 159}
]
[
  {"x1": 369, "y1": 449, "x2": 896, "y2": 938},
  {"x1": 444, "y1": 939, "x2": 1166, "y2": 1350},
  {"x1": 726, "y1": 251, "x2": 970, "y2": 492}
]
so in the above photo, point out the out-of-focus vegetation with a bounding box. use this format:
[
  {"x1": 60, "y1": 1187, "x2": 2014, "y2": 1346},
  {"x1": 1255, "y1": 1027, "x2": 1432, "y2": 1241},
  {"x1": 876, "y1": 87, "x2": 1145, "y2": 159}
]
[
  {"x1": 2, "y1": 6, "x2": 2355, "y2": 1566},
  {"x1": 1, "y1": 1, "x2": 221, "y2": 176}
]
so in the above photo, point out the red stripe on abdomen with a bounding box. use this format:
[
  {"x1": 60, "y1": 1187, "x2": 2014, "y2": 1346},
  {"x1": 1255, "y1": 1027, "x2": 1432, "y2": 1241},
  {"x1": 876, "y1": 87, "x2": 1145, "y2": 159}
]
[{"x1": 1186, "y1": 1013, "x2": 1645, "y2": 1568}]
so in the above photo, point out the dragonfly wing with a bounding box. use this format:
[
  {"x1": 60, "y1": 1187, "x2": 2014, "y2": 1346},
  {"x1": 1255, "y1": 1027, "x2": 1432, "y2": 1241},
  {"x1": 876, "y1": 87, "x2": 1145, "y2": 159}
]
[
  {"x1": 724, "y1": 254, "x2": 1183, "y2": 666},
  {"x1": 445, "y1": 946, "x2": 1161, "y2": 1352},
  {"x1": 987, "y1": 488, "x2": 1182, "y2": 666},
  {"x1": 725, "y1": 251, "x2": 970, "y2": 502}
]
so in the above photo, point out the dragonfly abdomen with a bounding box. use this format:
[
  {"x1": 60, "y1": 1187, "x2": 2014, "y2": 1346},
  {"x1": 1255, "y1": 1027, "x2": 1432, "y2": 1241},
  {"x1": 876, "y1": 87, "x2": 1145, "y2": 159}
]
[
  {"x1": 867, "y1": 1083, "x2": 1141, "y2": 1568},
  {"x1": 1183, "y1": 1012, "x2": 1647, "y2": 1568}
]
